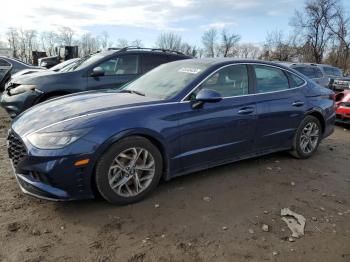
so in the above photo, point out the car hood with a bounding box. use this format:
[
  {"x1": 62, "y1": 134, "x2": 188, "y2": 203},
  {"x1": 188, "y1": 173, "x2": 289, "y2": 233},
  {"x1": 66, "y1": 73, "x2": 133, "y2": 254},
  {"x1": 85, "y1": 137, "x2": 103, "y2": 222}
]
[
  {"x1": 9, "y1": 70, "x2": 61, "y2": 84},
  {"x1": 12, "y1": 90, "x2": 160, "y2": 136},
  {"x1": 11, "y1": 68, "x2": 46, "y2": 78}
]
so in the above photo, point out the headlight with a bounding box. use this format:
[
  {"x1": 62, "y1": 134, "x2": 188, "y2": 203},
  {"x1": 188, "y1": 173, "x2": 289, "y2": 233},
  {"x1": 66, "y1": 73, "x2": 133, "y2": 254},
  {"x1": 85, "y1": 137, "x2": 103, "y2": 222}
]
[
  {"x1": 27, "y1": 129, "x2": 90, "y2": 149},
  {"x1": 9, "y1": 84, "x2": 39, "y2": 95}
]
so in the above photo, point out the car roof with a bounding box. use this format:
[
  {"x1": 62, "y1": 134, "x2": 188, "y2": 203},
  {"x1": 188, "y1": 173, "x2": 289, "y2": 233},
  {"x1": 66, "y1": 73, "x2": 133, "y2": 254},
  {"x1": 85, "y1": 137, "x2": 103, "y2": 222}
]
[
  {"x1": 277, "y1": 62, "x2": 339, "y2": 69},
  {"x1": 171, "y1": 58, "x2": 296, "y2": 69},
  {"x1": 100, "y1": 47, "x2": 191, "y2": 58}
]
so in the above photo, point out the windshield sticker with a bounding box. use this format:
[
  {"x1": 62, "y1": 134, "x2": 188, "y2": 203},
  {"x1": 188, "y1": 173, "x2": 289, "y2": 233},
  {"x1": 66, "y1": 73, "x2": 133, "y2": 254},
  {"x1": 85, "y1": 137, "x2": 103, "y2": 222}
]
[{"x1": 178, "y1": 68, "x2": 202, "y2": 74}]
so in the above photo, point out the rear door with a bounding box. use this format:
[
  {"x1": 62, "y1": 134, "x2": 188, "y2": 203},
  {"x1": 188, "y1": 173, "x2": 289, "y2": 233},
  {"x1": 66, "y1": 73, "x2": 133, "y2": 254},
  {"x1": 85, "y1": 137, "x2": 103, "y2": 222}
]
[
  {"x1": 87, "y1": 54, "x2": 140, "y2": 90},
  {"x1": 251, "y1": 64, "x2": 306, "y2": 151}
]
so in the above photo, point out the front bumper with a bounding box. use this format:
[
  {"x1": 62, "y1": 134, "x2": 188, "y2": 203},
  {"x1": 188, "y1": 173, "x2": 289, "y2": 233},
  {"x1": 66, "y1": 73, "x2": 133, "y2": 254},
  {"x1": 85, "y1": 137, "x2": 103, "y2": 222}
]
[
  {"x1": 332, "y1": 84, "x2": 350, "y2": 92},
  {"x1": 0, "y1": 90, "x2": 42, "y2": 118},
  {"x1": 15, "y1": 172, "x2": 71, "y2": 201},
  {"x1": 10, "y1": 154, "x2": 96, "y2": 201}
]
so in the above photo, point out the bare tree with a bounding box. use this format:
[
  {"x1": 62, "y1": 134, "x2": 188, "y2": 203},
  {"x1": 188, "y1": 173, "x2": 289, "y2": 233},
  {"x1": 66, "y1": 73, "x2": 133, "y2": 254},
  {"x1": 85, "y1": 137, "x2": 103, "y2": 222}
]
[
  {"x1": 58, "y1": 26, "x2": 74, "y2": 46},
  {"x1": 43, "y1": 32, "x2": 59, "y2": 56},
  {"x1": 325, "y1": 6, "x2": 350, "y2": 72},
  {"x1": 79, "y1": 33, "x2": 100, "y2": 56},
  {"x1": 237, "y1": 43, "x2": 261, "y2": 59},
  {"x1": 100, "y1": 31, "x2": 109, "y2": 50},
  {"x1": 24, "y1": 30, "x2": 38, "y2": 62},
  {"x1": 263, "y1": 30, "x2": 295, "y2": 61},
  {"x1": 116, "y1": 38, "x2": 129, "y2": 48},
  {"x1": 155, "y1": 32, "x2": 182, "y2": 51},
  {"x1": 291, "y1": 0, "x2": 338, "y2": 63},
  {"x1": 179, "y1": 42, "x2": 198, "y2": 57},
  {"x1": 220, "y1": 29, "x2": 241, "y2": 57},
  {"x1": 202, "y1": 29, "x2": 218, "y2": 57},
  {"x1": 131, "y1": 39, "x2": 143, "y2": 48},
  {"x1": 6, "y1": 28, "x2": 19, "y2": 58}
]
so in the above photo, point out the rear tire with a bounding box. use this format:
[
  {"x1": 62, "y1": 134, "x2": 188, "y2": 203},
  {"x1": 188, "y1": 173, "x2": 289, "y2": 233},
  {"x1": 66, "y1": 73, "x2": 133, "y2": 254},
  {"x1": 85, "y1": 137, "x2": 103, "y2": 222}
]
[
  {"x1": 95, "y1": 136, "x2": 163, "y2": 205},
  {"x1": 290, "y1": 115, "x2": 322, "y2": 159}
]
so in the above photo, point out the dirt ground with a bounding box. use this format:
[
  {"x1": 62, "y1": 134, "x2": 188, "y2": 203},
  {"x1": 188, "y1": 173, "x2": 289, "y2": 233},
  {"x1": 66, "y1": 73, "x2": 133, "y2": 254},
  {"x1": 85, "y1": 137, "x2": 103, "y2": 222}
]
[{"x1": 0, "y1": 107, "x2": 349, "y2": 262}]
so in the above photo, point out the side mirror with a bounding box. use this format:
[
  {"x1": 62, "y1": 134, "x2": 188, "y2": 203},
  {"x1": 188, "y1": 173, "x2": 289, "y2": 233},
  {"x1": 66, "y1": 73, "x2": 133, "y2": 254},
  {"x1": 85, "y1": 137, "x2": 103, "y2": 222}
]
[
  {"x1": 192, "y1": 89, "x2": 222, "y2": 108},
  {"x1": 91, "y1": 67, "x2": 105, "y2": 77}
]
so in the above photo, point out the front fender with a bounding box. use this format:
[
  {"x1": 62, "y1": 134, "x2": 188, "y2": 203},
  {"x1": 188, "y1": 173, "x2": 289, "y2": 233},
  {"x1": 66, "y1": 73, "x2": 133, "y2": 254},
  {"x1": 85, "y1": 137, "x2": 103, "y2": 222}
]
[{"x1": 91, "y1": 128, "x2": 170, "y2": 178}]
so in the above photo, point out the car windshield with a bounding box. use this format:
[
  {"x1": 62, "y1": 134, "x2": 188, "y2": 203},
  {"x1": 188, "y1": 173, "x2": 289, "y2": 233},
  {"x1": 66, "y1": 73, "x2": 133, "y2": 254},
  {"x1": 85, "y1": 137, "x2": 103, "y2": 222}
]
[
  {"x1": 49, "y1": 59, "x2": 79, "y2": 72},
  {"x1": 64, "y1": 53, "x2": 102, "y2": 72},
  {"x1": 123, "y1": 61, "x2": 208, "y2": 100}
]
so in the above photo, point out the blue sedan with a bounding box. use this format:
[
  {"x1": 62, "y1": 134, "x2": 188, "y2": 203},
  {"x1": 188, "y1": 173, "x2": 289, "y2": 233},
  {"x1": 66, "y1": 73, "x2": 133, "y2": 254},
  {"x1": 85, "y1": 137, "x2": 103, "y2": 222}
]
[{"x1": 8, "y1": 59, "x2": 335, "y2": 204}]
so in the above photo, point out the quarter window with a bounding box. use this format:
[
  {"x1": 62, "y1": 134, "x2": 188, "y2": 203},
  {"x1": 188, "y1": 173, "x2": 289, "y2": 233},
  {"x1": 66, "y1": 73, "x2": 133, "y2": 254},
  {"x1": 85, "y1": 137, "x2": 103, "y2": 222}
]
[
  {"x1": 253, "y1": 65, "x2": 289, "y2": 93},
  {"x1": 198, "y1": 65, "x2": 249, "y2": 97},
  {"x1": 98, "y1": 55, "x2": 138, "y2": 76},
  {"x1": 288, "y1": 73, "x2": 305, "y2": 87}
]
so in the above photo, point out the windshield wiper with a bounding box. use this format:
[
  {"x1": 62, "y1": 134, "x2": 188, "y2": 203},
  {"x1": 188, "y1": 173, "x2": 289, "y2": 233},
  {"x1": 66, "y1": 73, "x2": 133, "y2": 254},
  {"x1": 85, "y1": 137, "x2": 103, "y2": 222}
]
[{"x1": 120, "y1": 89, "x2": 145, "y2": 96}]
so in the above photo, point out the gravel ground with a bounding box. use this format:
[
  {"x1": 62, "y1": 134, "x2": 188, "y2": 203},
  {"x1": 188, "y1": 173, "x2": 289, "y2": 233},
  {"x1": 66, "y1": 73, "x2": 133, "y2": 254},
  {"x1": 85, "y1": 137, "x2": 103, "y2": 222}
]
[{"x1": 0, "y1": 107, "x2": 349, "y2": 262}]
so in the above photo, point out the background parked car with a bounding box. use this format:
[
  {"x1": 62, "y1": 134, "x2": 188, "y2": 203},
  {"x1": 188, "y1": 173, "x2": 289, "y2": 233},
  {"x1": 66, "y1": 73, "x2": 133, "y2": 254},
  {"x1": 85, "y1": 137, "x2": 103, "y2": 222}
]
[
  {"x1": 0, "y1": 56, "x2": 41, "y2": 92},
  {"x1": 9, "y1": 58, "x2": 80, "y2": 80},
  {"x1": 335, "y1": 90, "x2": 350, "y2": 124},
  {"x1": 279, "y1": 63, "x2": 342, "y2": 88},
  {"x1": 0, "y1": 47, "x2": 191, "y2": 118}
]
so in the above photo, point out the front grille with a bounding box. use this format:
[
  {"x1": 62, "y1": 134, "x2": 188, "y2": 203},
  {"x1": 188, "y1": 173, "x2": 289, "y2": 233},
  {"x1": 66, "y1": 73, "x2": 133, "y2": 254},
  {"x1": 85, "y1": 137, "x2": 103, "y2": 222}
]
[{"x1": 7, "y1": 130, "x2": 27, "y2": 167}]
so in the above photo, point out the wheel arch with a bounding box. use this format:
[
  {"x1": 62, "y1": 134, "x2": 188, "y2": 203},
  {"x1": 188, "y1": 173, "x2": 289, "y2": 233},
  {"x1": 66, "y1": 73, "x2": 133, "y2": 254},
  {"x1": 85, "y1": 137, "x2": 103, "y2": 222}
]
[
  {"x1": 306, "y1": 109, "x2": 326, "y2": 133},
  {"x1": 90, "y1": 129, "x2": 170, "y2": 197}
]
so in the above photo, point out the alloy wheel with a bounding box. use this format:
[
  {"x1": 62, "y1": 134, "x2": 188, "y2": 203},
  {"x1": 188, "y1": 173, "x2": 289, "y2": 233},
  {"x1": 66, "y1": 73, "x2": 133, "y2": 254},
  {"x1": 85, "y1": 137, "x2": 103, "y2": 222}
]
[
  {"x1": 299, "y1": 122, "x2": 320, "y2": 154},
  {"x1": 107, "y1": 147, "x2": 155, "y2": 197}
]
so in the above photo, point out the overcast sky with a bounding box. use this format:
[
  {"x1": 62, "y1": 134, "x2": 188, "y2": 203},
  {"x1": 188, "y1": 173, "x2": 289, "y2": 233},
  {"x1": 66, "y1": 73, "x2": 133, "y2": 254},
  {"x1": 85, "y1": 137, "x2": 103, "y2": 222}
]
[{"x1": 1, "y1": 0, "x2": 350, "y2": 46}]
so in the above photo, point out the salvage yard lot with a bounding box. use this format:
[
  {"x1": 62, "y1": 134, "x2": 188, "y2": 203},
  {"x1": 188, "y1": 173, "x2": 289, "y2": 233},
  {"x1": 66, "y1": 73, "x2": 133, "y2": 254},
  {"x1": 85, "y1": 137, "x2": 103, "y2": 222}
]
[{"x1": 0, "y1": 107, "x2": 349, "y2": 262}]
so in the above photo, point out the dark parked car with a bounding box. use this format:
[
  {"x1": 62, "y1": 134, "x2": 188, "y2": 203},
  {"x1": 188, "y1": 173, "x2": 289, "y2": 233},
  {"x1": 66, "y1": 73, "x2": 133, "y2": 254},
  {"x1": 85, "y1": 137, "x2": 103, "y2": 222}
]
[
  {"x1": 280, "y1": 63, "x2": 342, "y2": 88},
  {"x1": 0, "y1": 48, "x2": 191, "y2": 118},
  {"x1": 0, "y1": 57, "x2": 41, "y2": 92},
  {"x1": 7, "y1": 59, "x2": 335, "y2": 204}
]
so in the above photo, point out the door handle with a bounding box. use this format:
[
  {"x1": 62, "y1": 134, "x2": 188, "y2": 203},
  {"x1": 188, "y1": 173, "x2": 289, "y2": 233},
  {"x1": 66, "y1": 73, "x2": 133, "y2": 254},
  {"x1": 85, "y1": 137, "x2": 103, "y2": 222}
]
[
  {"x1": 292, "y1": 101, "x2": 304, "y2": 107},
  {"x1": 238, "y1": 107, "x2": 254, "y2": 114}
]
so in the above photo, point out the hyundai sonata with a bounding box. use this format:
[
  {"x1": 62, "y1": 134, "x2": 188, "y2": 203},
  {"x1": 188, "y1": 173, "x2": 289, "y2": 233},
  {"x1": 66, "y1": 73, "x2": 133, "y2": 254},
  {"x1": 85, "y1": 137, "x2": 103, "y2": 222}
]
[{"x1": 7, "y1": 59, "x2": 335, "y2": 204}]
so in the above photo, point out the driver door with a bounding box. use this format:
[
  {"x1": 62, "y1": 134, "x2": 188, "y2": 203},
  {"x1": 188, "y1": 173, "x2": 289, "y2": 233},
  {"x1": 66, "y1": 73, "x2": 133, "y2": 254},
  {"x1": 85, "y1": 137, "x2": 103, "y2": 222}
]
[
  {"x1": 176, "y1": 64, "x2": 257, "y2": 172},
  {"x1": 87, "y1": 55, "x2": 140, "y2": 90}
]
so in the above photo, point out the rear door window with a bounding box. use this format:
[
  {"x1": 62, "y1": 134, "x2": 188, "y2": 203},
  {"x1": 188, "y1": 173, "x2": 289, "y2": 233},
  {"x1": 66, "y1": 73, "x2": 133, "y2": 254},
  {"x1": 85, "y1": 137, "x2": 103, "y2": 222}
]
[
  {"x1": 288, "y1": 73, "x2": 306, "y2": 87},
  {"x1": 253, "y1": 65, "x2": 289, "y2": 93},
  {"x1": 141, "y1": 54, "x2": 169, "y2": 73}
]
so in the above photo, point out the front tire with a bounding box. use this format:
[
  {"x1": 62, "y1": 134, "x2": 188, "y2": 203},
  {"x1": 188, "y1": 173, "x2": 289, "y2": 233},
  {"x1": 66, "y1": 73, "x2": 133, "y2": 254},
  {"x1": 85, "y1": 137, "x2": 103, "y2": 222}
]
[
  {"x1": 290, "y1": 115, "x2": 322, "y2": 159},
  {"x1": 95, "y1": 136, "x2": 163, "y2": 205}
]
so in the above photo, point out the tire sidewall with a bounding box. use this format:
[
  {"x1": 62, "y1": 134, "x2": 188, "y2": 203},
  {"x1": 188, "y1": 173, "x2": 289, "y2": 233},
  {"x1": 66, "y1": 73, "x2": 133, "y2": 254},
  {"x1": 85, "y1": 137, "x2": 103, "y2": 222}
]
[{"x1": 95, "y1": 136, "x2": 163, "y2": 205}]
